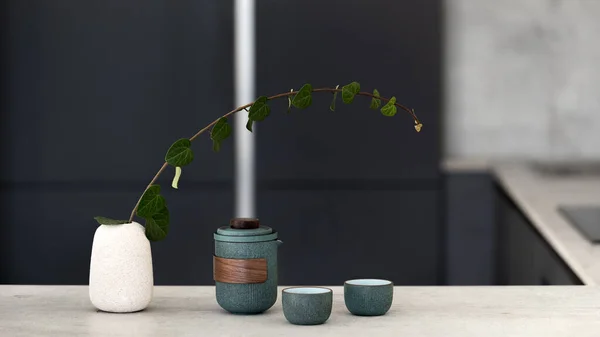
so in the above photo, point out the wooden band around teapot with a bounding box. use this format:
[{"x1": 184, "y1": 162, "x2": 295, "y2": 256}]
[{"x1": 213, "y1": 256, "x2": 268, "y2": 284}]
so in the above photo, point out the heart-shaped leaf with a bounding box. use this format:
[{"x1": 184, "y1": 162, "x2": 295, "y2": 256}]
[
  {"x1": 291, "y1": 84, "x2": 312, "y2": 109},
  {"x1": 94, "y1": 216, "x2": 129, "y2": 225},
  {"x1": 342, "y1": 82, "x2": 360, "y2": 104},
  {"x1": 165, "y1": 138, "x2": 193, "y2": 167},
  {"x1": 370, "y1": 89, "x2": 381, "y2": 109},
  {"x1": 211, "y1": 117, "x2": 231, "y2": 152},
  {"x1": 211, "y1": 117, "x2": 231, "y2": 141},
  {"x1": 248, "y1": 96, "x2": 270, "y2": 121},
  {"x1": 137, "y1": 185, "x2": 165, "y2": 218},
  {"x1": 145, "y1": 207, "x2": 170, "y2": 241},
  {"x1": 380, "y1": 96, "x2": 397, "y2": 117},
  {"x1": 330, "y1": 85, "x2": 339, "y2": 111}
]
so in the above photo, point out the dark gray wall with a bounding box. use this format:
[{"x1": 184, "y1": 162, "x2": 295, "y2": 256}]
[
  {"x1": 255, "y1": 0, "x2": 441, "y2": 181},
  {"x1": 255, "y1": 0, "x2": 443, "y2": 285},
  {"x1": 1, "y1": 0, "x2": 443, "y2": 285},
  {"x1": 444, "y1": 172, "x2": 496, "y2": 285},
  {"x1": 1, "y1": 0, "x2": 236, "y2": 285}
]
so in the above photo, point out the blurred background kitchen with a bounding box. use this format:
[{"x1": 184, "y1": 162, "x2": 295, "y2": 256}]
[{"x1": 1, "y1": 0, "x2": 598, "y2": 286}]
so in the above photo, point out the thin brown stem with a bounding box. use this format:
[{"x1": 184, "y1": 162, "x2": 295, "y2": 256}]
[
  {"x1": 129, "y1": 162, "x2": 169, "y2": 222},
  {"x1": 128, "y1": 86, "x2": 420, "y2": 221},
  {"x1": 311, "y1": 88, "x2": 421, "y2": 122}
]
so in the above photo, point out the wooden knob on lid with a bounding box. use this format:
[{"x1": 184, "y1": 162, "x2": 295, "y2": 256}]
[{"x1": 230, "y1": 218, "x2": 260, "y2": 229}]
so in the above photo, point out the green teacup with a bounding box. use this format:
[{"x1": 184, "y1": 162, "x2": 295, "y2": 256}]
[
  {"x1": 282, "y1": 287, "x2": 333, "y2": 325},
  {"x1": 344, "y1": 279, "x2": 393, "y2": 316}
]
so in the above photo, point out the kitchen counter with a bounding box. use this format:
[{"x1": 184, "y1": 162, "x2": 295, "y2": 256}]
[
  {"x1": 2, "y1": 285, "x2": 600, "y2": 337},
  {"x1": 493, "y1": 162, "x2": 600, "y2": 285},
  {"x1": 444, "y1": 159, "x2": 600, "y2": 285}
]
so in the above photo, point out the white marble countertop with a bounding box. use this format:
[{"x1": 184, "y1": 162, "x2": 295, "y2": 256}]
[
  {"x1": 492, "y1": 162, "x2": 600, "y2": 285},
  {"x1": 2, "y1": 285, "x2": 600, "y2": 337},
  {"x1": 443, "y1": 158, "x2": 600, "y2": 285}
]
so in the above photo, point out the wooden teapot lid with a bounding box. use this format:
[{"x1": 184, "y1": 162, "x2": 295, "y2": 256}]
[{"x1": 229, "y1": 217, "x2": 260, "y2": 229}]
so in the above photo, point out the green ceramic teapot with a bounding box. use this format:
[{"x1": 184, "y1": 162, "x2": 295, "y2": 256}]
[{"x1": 213, "y1": 218, "x2": 283, "y2": 314}]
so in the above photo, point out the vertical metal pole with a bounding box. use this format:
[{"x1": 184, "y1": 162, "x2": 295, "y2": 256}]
[{"x1": 233, "y1": 0, "x2": 256, "y2": 217}]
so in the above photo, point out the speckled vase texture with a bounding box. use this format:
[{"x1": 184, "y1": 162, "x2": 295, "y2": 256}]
[
  {"x1": 282, "y1": 288, "x2": 333, "y2": 325},
  {"x1": 89, "y1": 222, "x2": 153, "y2": 313},
  {"x1": 214, "y1": 240, "x2": 279, "y2": 314},
  {"x1": 344, "y1": 281, "x2": 393, "y2": 316}
]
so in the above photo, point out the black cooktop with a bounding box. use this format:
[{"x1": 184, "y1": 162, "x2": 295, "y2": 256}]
[{"x1": 559, "y1": 206, "x2": 600, "y2": 243}]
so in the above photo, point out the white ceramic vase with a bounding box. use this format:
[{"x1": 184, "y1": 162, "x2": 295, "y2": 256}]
[{"x1": 89, "y1": 221, "x2": 153, "y2": 313}]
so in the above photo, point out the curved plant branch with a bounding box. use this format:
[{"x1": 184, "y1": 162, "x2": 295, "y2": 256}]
[
  {"x1": 191, "y1": 87, "x2": 421, "y2": 141},
  {"x1": 94, "y1": 82, "x2": 423, "y2": 241}
]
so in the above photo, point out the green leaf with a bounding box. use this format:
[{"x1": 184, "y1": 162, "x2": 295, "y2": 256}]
[
  {"x1": 248, "y1": 96, "x2": 270, "y2": 121},
  {"x1": 165, "y1": 138, "x2": 193, "y2": 167},
  {"x1": 246, "y1": 119, "x2": 253, "y2": 132},
  {"x1": 145, "y1": 207, "x2": 170, "y2": 241},
  {"x1": 342, "y1": 82, "x2": 360, "y2": 104},
  {"x1": 380, "y1": 96, "x2": 397, "y2": 117},
  {"x1": 212, "y1": 140, "x2": 221, "y2": 152},
  {"x1": 291, "y1": 84, "x2": 312, "y2": 109},
  {"x1": 210, "y1": 117, "x2": 231, "y2": 152},
  {"x1": 93, "y1": 216, "x2": 129, "y2": 225},
  {"x1": 171, "y1": 166, "x2": 182, "y2": 189},
  {"x1": 137, "y1": 185, "x2": 166, "y2": 218},
  {"x1": 211, "y1": 117, "x2": 231, "y2": 141},
  {"x1": 330, "y1": 85, "x2": 339, "y2": 111},
  {"x1": 370, "y1": 89, "x2": 381, "y2": 109}
]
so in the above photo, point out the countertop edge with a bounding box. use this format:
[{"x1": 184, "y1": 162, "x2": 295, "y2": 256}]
[
  {"x1": 443, "y1": 158, "x2": 599, "y2": 285},
  {"x1": 490, "y1": 166, "x2": 596, "y2": 285}
]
